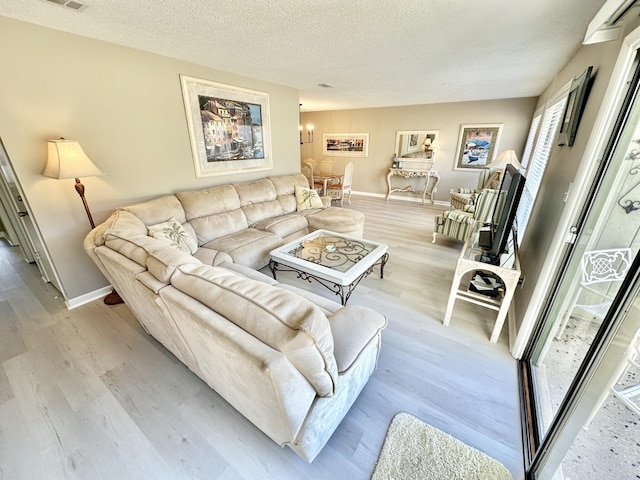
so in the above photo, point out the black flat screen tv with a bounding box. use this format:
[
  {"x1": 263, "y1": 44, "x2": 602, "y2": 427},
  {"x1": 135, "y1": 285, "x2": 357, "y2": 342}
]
[{"x1": 478, "y1": 164, "x2": 526, "y2": 265}]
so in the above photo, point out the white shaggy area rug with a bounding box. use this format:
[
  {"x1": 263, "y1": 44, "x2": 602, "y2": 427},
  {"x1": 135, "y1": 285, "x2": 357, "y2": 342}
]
[{"x1": 371, "y1": 413, "x2": 513, "y2": 480}]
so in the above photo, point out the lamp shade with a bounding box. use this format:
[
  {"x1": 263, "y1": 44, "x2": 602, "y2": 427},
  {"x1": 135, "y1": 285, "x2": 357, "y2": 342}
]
[
  {"x1": 43, "y1": 139, "x2": 104, "y2": 179},
  {"x1": 486, "y1": 149, "x2": 523, "y2": 170}
]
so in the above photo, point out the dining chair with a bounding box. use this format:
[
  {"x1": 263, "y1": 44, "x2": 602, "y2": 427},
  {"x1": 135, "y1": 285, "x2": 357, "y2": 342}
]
[
  {"x1": 301, "y1": 162, "x2": 320, "y2": 193},
  {"x1": 327, "y1": 162, "x2": 353, "y2": 206},
  {"x1": 318, "y1": 159, "x2": 334, "y2": 176},
  {"x1": 302, "y1": 158, "x2": 324, "y2": 193}
]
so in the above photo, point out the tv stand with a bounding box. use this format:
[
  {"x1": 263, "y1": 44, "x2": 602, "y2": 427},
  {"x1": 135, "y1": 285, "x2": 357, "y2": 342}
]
[
  {"x1": 443, "y1": 222, "x2": 521, "y2": 344},
  {"x1": 475, "y1": 253, "x2": 500, "y2": 265}
]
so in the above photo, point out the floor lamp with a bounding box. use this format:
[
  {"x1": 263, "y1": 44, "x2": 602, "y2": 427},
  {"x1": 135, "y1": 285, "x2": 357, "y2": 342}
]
[
  {"x1": 43, "y1": 138, "x2": 123, "y2": 305},
  {"x1": 43, "y1": 138, "x2": 104, "y2": 229}
]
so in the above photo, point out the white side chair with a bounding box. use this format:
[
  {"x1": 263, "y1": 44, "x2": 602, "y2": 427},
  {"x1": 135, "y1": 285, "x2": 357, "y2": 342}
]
[
  {"x1": 327, "y1": 162, "x2": 353, "y2": 207},
  {"x1": 555, "y1": 248, "x2": 633, "y2": 339}
]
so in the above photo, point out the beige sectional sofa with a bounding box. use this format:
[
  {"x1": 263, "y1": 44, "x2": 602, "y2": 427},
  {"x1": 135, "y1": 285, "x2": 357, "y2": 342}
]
[{"x1": 83, "y1": 173, "x2": 385, "y2": 461}]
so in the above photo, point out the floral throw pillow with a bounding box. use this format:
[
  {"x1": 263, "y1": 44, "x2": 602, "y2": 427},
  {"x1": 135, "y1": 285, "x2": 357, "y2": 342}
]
[
  {"x1": 148, "y1": 217, "x2": 198, "y2": 254},
  {"x1": 295, "y1": 185, "x2": 324, "y2": 211}
]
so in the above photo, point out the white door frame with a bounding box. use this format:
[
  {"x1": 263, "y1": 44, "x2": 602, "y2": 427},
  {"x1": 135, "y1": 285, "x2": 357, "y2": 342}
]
[{"x1": 0, "y1": 138, "x2": 66, "y2": 297}]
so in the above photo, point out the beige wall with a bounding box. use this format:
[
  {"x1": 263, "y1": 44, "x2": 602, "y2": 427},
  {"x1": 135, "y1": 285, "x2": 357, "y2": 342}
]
[
  {"x1": 0, "y1": 16, "x2": 301, "y2": 302},
  {"x1": 513, "y1": 13, "x2": 640, "y2": 336},
  {"x1": 300, "y1": 98, "x2": 537, "y2": 201}
]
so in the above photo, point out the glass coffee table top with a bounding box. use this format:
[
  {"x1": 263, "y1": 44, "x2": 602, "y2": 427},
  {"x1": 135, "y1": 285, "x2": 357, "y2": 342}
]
[
  {"x1": 269, "y1": 229, "x2": 389, "y2": 304},
  {"x1": 280, "y1": 233, "x2": 380, "y2": 273}
]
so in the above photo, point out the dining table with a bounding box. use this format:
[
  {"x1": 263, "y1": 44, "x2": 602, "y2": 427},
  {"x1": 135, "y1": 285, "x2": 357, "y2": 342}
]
[{"x1": 314, "y1": 174, "x2": 341, "y2": 196}]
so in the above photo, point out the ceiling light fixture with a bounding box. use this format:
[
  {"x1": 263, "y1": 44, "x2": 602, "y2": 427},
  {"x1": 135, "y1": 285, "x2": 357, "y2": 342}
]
[{"x1": 42, "y1": 0, "x2": 88, "y2": 11}]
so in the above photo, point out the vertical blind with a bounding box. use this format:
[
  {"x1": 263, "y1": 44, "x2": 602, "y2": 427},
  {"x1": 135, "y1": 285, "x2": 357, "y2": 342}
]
[{"x1": 516, "y1": 98, "x2": 568, "y2": 243}]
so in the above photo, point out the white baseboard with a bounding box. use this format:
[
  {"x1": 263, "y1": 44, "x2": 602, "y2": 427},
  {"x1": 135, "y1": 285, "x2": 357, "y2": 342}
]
[
  {"x1": 352, "y1": 190, "x2": 449, "y2": 207},
  {"x1": 65, "y1": 285, "x2": 113, "y2": 310}
]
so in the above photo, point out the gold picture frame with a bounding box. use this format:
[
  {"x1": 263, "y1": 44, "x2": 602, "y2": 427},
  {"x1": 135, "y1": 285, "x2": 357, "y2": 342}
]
[{"x1": 454, "y1": 124, "x2": 503, "y2": 170}]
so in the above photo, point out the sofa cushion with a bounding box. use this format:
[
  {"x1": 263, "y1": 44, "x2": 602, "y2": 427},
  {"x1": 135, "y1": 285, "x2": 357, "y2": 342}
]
[
  {"x1": 122, "y1": 195, "x2": 187, "y2": 225},
  {"x1": 192, "y1": 248, "x2": 234, "y2": 266},
  {"x1": 148, "y1": 217, "x2": 198, "y2": 254},
  {"x1": 176, "y1": 185, "x2": 248, "y2": 244},
  {"x1": 305, "y1": 208, "x2": 365, "y2": 237},
  {"x1": 171, "y1": 264, "x2": 338, "y2": 396},
  {"x1": 202, "y1": 228, "x2": 283, "y2": 269},
  {"x1": 235, "y1": 179, "x2": 285, "y2": 225},
  {"x1": 270, "y1": 174, "x2": 309, "y2": 214},
  {"x1": 243, "y1": 199, "x2": 285, "y2": 225},
  {"x1": 251, "y1": 213, "x2": 309, "y2": 239},
  {"x1": 295, "y1": 185, "x2": 324, "y2": 211}
]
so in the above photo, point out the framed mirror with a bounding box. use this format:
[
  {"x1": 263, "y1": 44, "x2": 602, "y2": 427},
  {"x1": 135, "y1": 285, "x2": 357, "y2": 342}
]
[{"x1": 394, "y1": 130, "x2": 439, "y2": 170}]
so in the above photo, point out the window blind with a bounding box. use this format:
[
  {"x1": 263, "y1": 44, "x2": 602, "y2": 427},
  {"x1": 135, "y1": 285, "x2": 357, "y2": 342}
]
[
  {"x1": 516, "y1": 98, "x2": 567, "y2": 243},
  {"x1": 521, "y1": 114, "x2": 542, "y2": 170}
]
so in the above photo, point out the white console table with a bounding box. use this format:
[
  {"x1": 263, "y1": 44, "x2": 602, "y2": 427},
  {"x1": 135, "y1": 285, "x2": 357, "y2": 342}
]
[
  {"x1": 443, "y1": 223, "x2": 521, "y2": 344},
  {"x1": 386, "y1": 168, "x2": 440, "y2": 205}
]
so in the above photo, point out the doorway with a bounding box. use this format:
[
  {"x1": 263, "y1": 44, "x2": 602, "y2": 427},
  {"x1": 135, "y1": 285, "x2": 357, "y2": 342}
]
[{"x1": 0, "y1": 137, "x2": 64, "y2": 296}]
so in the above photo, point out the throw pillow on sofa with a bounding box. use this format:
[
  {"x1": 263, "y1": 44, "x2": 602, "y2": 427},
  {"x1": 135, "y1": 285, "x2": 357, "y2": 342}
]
[
  {"x1": 148, "y1": 217, "x2": 198, "y2": 254},
  {"x1": 295, "y1": 185, "x2": 324, "y2": 211}
]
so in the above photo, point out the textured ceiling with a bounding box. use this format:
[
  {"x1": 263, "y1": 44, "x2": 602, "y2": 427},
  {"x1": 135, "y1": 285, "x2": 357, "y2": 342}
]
[{"x1": 0, "y1": 0, "x2": 608, "y2": 111}]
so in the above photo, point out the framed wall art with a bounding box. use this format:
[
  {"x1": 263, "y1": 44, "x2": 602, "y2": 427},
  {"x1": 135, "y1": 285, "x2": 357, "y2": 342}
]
[
  {"x1": 454, "y1": 124, "x2": 503, "y2": 170},
  {"x1": 323, "y1": 133, "x2": 369, "y2": 157},
  {"x1": 180, "y1": 75, "x2": 272, "y2": 177},
  {"x1": 557, "y1": 65, "x2": 593, "y2": 147}
]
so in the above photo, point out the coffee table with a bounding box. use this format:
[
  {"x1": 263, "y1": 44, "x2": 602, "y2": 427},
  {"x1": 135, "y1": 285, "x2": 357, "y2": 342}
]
[{"x1": 269, "y1": 229, "x2": 389, "y2": 305}]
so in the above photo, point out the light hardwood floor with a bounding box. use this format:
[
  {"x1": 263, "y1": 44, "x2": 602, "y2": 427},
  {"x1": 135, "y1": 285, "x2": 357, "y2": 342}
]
[{"x1": 0, "y1": 196, "x2": 524, "y2": 480}]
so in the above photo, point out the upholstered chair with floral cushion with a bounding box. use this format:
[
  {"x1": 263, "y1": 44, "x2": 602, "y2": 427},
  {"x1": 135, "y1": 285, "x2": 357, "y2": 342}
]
[{"x1": 432, "y1": 188, "x2": 502, "y2": 244}]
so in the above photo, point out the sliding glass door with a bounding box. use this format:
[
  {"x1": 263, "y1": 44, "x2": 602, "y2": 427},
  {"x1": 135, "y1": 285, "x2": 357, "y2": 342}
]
[{"x1": 523, "y1": 54, "x2": 640, "y2": 479}]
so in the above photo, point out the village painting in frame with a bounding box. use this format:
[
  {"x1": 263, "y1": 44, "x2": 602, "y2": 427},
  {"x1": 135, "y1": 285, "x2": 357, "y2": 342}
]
[
  {"x1": 180, "y1": 75, "x2": 272, "y2": 177},
  {"x1": 454, "y1": 124, "x2": 503, "y2": 170}
]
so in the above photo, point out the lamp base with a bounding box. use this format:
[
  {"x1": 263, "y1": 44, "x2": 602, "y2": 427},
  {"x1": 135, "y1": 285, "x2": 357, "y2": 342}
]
[{"x1": 104, "y1": 289, "x2": 124, "y2": 305}]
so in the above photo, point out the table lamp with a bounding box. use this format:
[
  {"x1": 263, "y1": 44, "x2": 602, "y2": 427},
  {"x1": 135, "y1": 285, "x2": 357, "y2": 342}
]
[
  {"x1": 43, "y1": 138, "x2": 104, "y2": 229},
  {"x1": 486, "y1": 149, "x2": 523, "y2": 170}
]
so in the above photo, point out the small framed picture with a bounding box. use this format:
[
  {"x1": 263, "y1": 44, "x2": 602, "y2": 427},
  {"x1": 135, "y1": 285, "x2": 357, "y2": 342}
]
[{"x1": 323, "y1": 133, "x2": 369, "y2": 157}]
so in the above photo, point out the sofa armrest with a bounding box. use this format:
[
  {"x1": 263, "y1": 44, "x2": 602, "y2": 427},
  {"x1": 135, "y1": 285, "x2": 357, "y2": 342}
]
[
  {"x1": 329, "y1": 306, "x2": 387, "y2": 374},
  {"x1": 146, "y1": 244, "x2": 203, "y2": 283}
]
